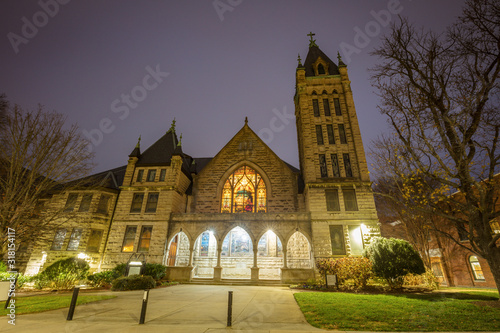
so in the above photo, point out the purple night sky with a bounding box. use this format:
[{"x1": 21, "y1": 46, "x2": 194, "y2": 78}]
[{"x1": 0, "y1": 0, "x2": 465, "y2": 174}]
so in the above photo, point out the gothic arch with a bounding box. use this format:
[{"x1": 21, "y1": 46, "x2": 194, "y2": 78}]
[
  {"x1": 255, "y1": 229, "x2": 284, "y2": 246},
  {"x1": 217, "y1": 162, "x2": 272, "y2": 213}
]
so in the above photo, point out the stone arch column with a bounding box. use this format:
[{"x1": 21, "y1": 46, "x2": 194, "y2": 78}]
[
  {"x1": 214, "y1": 239, "x2": 223, "y2": 281},
  {"x1": 251, "y1": 238, "x2": 259, "y2": 281}
]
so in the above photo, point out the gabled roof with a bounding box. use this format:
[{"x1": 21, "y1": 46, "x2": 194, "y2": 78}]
[
  {"x1": 136, "y1": 130, "x2": 178, "y2": 166},
  {"x1": 88, "y1": 165, "x2": 127, "y2": 190},
  {"x1": 303, "y1": 45, "x2": 340, "y2": 77}
]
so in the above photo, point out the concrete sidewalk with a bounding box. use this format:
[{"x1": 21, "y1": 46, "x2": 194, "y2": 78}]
[{"x1": 0, "y1": 284, "x2": 326, "y2": 332}]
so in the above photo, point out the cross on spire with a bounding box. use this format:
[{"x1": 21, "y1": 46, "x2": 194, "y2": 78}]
[{"x1": 307, "y1": 32, "x2": 317, "y2": 47}]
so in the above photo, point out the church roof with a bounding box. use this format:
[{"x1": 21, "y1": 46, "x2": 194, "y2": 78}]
[
  {"x1": 91, "y1": 165, "x2": 127, "y2": 190},
  {"x1": 303, "y1": 45, "x2": 340, "y2": 77},
  {"x1": 136, "y1": 130, "x2": 178, "y2": 166}
]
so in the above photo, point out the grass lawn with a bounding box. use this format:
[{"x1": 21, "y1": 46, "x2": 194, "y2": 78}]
[
  {"x1": 0, "y1": 294, "x2": 116, "y2": 315},
  {"x1": 294, "y1": 289, "x2": 500, "y2": 331}
]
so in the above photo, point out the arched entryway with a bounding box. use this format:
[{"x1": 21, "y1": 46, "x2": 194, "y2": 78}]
[
  {"x1": 221, "y1": 226, "x2": 253, "y2": 279},
  {"x1": 286, "y1": 231, "x2": 312, "y2": 268},
  {"x1": 192, "y1": 231, "x2": 217, "y2": 278},
  {"x1": 257, "y1": 230, "x2": 283, "y2": 280},
  {"x1": 164, "y1": 231, "x2": 190, "y2": 267}
]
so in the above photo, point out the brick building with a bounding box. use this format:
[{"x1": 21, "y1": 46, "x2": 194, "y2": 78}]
[
  {"x1": 379, "y1": 176, "x2": 500, "y2": 289},
  {"x1": 24, "y1": 35, "x2": 380, "y2": 283}
]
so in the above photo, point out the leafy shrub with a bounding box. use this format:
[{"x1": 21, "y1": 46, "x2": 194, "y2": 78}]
[
  {"x1": 0, "y1": 261, "x2": 7, "y2": 272},
  {"x1": 404, "y1": 269, "x2": 440, "y2": 290},
  {"x1": 36, "y1": 257, "x2": 89, "y2": 289},
  {"x1": 364, "y1": 237, "x2": 425, "y2": 289},
  {"x1": 111, "y1": 275, "x2": 156, "y2": 291},
  {"x1": 112, "y1": 263, "x2": 127, "y2": 277},
  {"x1": 16, "y1": 274, "x2": 35, "y2": 288},
  {"x1": 316, "y1": 257, "x2": 373, "y2": 289},
  {"x1": 0, "y1": 272, "x2": 10, "y2": 281},
  {"x1": 0, "y1": 272, "x2": 34, "y2": 288},
  {"x1": 144, "y1": 263, "x2": 167, "y2": 281},
  {"x1": 87, "y1": 270, "x2": 117, "y2": 288},
  {"x1": 88, "y1": 262, "x2": 167, "y2": 288}
]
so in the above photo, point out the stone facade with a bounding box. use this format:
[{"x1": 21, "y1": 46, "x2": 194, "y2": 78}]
[{"x1": 24, "y1": 38, "x2": 380, "y2": 283}]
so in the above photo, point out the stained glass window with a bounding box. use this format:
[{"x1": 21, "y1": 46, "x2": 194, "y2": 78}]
[{"x1": 221, "y1": 166, "x2": 267, "y2": 213}]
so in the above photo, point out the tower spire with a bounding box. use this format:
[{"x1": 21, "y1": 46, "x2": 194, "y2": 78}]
[
  {"x1": 169, "y1": 118, "x2": 176, "y2": 133},
  {"x1": 337, "y1": 51, "x2": 346, "y2": 67},
  {"x1": 307, "y1": 32, "x2": 317, "y2": 47}
]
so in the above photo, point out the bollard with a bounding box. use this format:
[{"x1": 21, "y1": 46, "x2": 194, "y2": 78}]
[
  {"x1": 227, "y1": 290, "x2": 233, "y2": 327},
  {"x1": 139, "y1": 289, "x2": 150, "y2": 324},
  {"x1": 66, "y1": 287, "x2": 80, "y2": 320}
]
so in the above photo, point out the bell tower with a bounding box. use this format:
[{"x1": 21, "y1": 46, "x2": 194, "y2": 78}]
[{"x1": 295, "y1": 33, "x2": 379, "y2": 259}]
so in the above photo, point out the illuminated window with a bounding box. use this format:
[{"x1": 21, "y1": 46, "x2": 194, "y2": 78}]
[
  {"x1": 138, "y1": 226, "x2": 153, "y2": 252},
  {"x1": 67, "y1": 228, "x2": 83, "y2": 251},
  {"x1": 348, "y1": 225, "x2": 364, "y2": 255},
  {"x1": 221, "y1": 166, "x2": 267, "y2": 213},
  {"x1": 122, "y1": 226, "x2": 137, "y2": 252},
  {"x1": 469, "y1": 255, "x2": 485, "y2": 280},
  {"x1": 490, "y1": 219, "x2": 500, "y2": 234},
  {"x1": 51, "y1": 229, "x2": 67, "y2": 250}
]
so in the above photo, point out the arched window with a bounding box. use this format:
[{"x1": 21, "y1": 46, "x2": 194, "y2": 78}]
[
  {"x1": 317, "y1": 64, "x2": 325, "y2": 75},
  {"x1": 469, "y1": 255, "x2": 485, "y2": 280},
  {"x1": 221, "y1": 166, "x2": 267, "y2": 213}
]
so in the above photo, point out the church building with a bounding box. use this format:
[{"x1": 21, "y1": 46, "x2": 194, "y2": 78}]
[{"x1": 24, "y1": 35, "x2": 381, "y2": 283}]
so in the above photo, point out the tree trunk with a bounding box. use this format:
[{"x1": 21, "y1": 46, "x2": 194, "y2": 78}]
[{"x1": 485, "y1": 248, "x2": 500, "y2": 297}]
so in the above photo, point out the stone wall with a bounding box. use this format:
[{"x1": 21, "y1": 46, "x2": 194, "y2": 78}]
[{"x1": 24, "y1": 189, "x2": 117, "y2": 275}]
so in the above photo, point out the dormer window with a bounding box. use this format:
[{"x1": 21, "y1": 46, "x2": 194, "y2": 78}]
[{"x1": 318, "y1": 64, "x2": 325, "y2": 75}]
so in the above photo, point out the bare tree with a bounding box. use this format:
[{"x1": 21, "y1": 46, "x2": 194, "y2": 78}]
[
  {"x1": 0, "y1": 94, "x2": 8, "y2": 132},
  {"x1": 0, "y1": 104, "x2": 95, "y2": 260},
  {"x1": 370, "y1": 0, "x2": 500, "y2": 293}
]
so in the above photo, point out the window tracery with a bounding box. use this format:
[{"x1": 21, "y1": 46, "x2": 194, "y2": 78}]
[{"x1": 221, "y1": 166, "x2": 267, "y2": 213}]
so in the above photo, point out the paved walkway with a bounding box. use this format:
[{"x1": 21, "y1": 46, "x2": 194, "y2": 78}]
[{"x1": 1, "y1": 284, "x2": 326, "y2": 332}]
